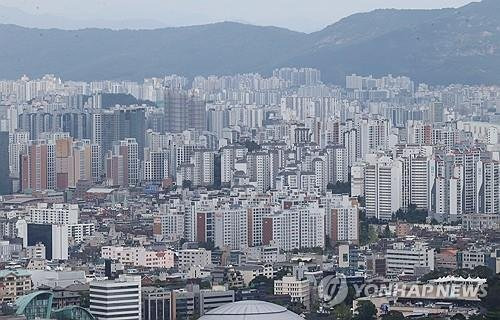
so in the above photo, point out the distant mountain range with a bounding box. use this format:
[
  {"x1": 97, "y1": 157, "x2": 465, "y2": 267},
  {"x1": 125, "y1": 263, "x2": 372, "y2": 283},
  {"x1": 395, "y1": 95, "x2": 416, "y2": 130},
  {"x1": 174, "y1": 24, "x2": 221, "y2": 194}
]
[
  {"x1": 1, "y1": 0, "x2": 499, "y2": 85},
  {"x1": 0, "y1": 5, "x2": 168, "y2": 30}
]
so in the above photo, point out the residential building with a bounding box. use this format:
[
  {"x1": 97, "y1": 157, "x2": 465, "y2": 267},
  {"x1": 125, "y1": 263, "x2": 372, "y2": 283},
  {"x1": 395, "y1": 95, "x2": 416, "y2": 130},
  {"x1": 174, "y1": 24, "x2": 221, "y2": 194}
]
[
  {"x1": 274, "y1": 275, "x2": 310, "y2": 309},
  {"x1": 0, "y1": 269, "x2": 32, "y2": 303}
]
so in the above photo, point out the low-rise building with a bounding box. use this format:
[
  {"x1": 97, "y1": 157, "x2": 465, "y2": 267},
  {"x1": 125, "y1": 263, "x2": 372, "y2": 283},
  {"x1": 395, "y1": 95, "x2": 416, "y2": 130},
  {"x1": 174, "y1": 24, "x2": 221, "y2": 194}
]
[
  {"x1": 101, "y1": 246, "x2": 175, "y2": 269},
  {"x1": 172, "y1": 290, "x2": 195, "y2": 320},
  {"x1": 458, "y1": 248, "x2": 487, "y2": 270},
  {"x1": 462, "y1": 213, "x2": 500, "y2": 231},
  {"x1": 237, "y1": 264, "x2": 274, "y2": 286},
  {"x1": 178, "y1": 249, "x2": 212, "y2": 271},
  {"x1": 142, "y1": 287, "x2": 172, "y2": 320},
  {"x1": 29, "y1": 270, "x2": 87, "y2": 289},
  {"x1": 25, "y1": 243, "x2": 46, "y2": 260},
  {"x1": 199, "y1": 287, "x2": 235, "y2": 316},
  {"x1": 67, "y1": 224, "x2": 95, "y2": 243},
  {"x1": 0, "y1": 241, "x2": 22, "y2": 261},
  {"x1": 0, "y1": 270, "x2": 32, "y2": 303},
  {"x1": 274, "y1": 275, "x2": 310, "y2": 309},
  {"x1": 385, "y1": 241, "x2": 435, "y2": 276},
  {"x1": 435, "y1": 248, "x2": 458, "y2": 270}
]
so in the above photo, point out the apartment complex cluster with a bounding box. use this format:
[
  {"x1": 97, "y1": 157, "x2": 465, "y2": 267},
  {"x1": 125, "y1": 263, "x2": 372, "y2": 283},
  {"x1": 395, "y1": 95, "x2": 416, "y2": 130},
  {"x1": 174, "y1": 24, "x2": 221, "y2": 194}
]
[{"x1": 0, "y1": 68, "x2": 499, "y2": 319}]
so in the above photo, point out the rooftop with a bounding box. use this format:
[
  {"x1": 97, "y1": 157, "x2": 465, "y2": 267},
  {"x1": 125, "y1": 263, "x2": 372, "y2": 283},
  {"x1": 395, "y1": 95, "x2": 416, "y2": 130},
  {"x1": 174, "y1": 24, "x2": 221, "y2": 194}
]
[
  {"x1": 0, "y1": 270, "x2": 31, "y2": 278},
  {"x1": 199, "y1": 300, "x2": 302, "y2": 320}
]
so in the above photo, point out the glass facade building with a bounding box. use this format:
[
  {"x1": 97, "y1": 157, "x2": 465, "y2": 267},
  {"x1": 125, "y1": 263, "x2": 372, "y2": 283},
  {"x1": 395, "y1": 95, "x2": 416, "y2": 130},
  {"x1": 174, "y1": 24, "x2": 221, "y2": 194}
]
[{"x1": 13, "y1": 291, "x2": 94, "y2": 320}]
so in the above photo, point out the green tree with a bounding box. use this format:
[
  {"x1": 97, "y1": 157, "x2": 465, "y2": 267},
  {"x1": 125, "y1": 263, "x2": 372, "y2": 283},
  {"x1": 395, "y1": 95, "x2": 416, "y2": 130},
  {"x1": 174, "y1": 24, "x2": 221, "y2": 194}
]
[
  {"x1": 274, "y1": 269, "x2": 289, "y2": 281},
  {"x1": 359, "y1": 215, "x2": 378, "y2": 246},
  {"x1": 79, "y1": 291, "x2": 90, "y2": 308},
  {"x1": 249, "y1": 275, "x2": 274, "y2": 294},
  {"x1": 353, "y1": 300, "x2": 377, "y2": 320},
  {"x1": 394, "y1": 203, "x2": 427, "y2": 223},
  {"x1": 468, "y1": 315, "x2": 487, "y2": 320},
  {"x1": 419, "y1": 269, "x2": 448, "y2": 282},
  {"x1": 200, "y1": 280, "x2": 212, "y2": 289},
  {"x1": 451, "y1": 314, "x2": 466, "y2": 320},
  {"x1": 198, "y1": 241, "x2": 215, "y2": 250},
  {"x1": 470, "y1": 266, "x2": 494, "y2": 279},
  {"x1": 357, "y1": 196, "x2": 365, "y2": 207},
  {"x1": 380, "y1": 225, "x2": 392, "y2": 238},
  {"x1": 288, "y1": 301, "x2": 305, "y2": 315},
  {"x1": 342, "y1": 285, "x2": 358, "y2": 306},
  {"x1": 325, "y1": 235, "x2": 333, "y2": 253},
  {"x1": 382, "y1": 310, "x2": 405, "y2": 320},
  {"x1": 332, "y1": 303, "x2": 352, "y2": 320},
  {"x1": 243, "y1": 140, "x2": 261, "y2": 152},
  {"x1": 182, "y1": 180, "x2": 192, "y2": 189},
  {"x1": 368, "y1": 226, "x2": 378, "y2": 243},
  {"x1": 481, "y1": 274, "x2": 500, "y2": 320},
  {"x1": 328, "y1": 182, "x2": 351, "y2": 194}
]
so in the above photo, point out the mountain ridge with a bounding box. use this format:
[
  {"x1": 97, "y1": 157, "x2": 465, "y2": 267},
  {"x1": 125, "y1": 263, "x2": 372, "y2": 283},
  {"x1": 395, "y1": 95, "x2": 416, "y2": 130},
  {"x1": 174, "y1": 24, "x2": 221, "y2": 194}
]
[
  {"x1": 0, "y1": 4, "x2": 168, "y2": 30},
  {"x1": 0, "y1": 0, "x2": 499, "y2": 85}
]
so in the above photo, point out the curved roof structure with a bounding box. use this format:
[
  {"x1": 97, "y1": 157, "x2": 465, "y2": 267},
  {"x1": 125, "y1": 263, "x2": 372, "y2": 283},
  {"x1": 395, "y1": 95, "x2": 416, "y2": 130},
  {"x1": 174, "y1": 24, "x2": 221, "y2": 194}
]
[
  {"x1": 14, "y1": 291, "x2": 94, "y2": 320},
  {"x1": 15, "y1": 291, "x2": 53, "y2": 320},
  {"x1": 53, "y1": 306, "x2": 96, "y2": 320},
  {"x1": 199, "y1": 300, "x2": 303, "y2": 320}
]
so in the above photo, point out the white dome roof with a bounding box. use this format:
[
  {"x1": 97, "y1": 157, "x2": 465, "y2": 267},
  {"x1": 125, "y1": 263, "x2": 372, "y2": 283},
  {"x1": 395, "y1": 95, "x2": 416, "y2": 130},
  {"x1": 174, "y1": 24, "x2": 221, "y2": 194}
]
[{"x1": 199, "y1": 300, "x2": 303, "y2": 320}]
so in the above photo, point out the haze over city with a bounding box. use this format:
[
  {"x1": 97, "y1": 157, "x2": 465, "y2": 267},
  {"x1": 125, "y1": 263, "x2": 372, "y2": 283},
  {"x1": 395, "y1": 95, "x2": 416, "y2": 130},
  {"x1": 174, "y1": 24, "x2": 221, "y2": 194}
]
[
  {"x1": 0, "y1": 1, "x2": 499, "y2": 320},
  {"x1": 0, "y1": 0, "x2": 473, "y2": 31}
]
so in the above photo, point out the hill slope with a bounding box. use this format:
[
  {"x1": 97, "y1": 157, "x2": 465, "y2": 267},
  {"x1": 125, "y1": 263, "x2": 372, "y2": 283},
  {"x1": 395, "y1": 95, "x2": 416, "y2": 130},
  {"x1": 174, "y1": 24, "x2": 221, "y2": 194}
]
[
  {"x1": 0, "y1": 0, "x2": 499, "y2": 84},
  {"x1": 0, "y1": 22, "x2": 307, "y2": 80},
  {"x1": 296, "y1": 0, "x2": 500, "y2": 84}
]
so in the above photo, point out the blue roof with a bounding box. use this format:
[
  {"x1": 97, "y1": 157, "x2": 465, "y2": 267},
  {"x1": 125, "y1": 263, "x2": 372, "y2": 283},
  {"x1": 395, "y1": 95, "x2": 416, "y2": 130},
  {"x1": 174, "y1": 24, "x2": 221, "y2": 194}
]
[
  {"x1": 52, "y1": 306, "x2": 96, "y2": 320},
  {"x1": 15, "y1": 291, "x2": 53, "y2": 319},
  {"x1": 14, "y1": 291, "x2": 94, "y2": 320},
  {"x1": 0, "y1": 269, "x2": 32, "y2": 278}
]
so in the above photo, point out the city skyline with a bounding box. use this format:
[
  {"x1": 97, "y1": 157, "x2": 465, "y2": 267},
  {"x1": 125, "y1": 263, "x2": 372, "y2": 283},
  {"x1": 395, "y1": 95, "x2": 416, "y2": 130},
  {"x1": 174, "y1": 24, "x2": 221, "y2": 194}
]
[
  {"x1": 1, "y1": 68, "x2": 499, "y2": 320},
  {"x1": 0, "y1": 2, "x2": 499, "y2": 320}
]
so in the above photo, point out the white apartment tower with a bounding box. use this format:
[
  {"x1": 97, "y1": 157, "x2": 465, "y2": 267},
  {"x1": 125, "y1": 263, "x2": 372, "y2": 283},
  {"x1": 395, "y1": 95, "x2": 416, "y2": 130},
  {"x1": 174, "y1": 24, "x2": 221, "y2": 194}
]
[
  {"x1": 28, "y1": 203, "x2": 79, "y2": 225},
  {"x1": 358, "y1": 118, "x2": 389, "y2": 158},
  {"x1": 221, "y1": 145, "x2": 247, "y2": 186},
  {"x1": 248, "y1": 152, "x2": 271, "y2": 193},
  {"x1": 365, "y1": 156, "x2": 402, "y2": 221},
  {"x1": 143, "y1": 149, "x2": 169, "y2": 183},
  {"x1": 192, "y1": 149, "x2": 214, "y2": 187},
  {"x1": 434, "y1": 148, "x2": 482, "y2": 222},
  {"x1": 122, "y1": 138, "x2": 139, "y2": 186},
  {"x1": 299, "y1": 204, "x2": 325, "y2": 249},
  {"x1": 400, "y1": 148, "x2": 435, "y2": 210},
  {"x1": 481, "y1": 160, "x2": 500, "y2": 214},
  {"x1": 221, "y1": 146, "x2": 236, "y2": 185},
  {"x1": 327, "y1": 195, "x2": 360, "y2": 244},
  {"x1": 312, "y1": 157, "x2": 327, "y2": 193},
  {"x1": 325, "y1": 145, "x2": 349, "y2": 185},
  {"x1": 214, "y1": 207, "x2": 248, "y2": 250},
  {"x1": 264, "y1": 203, "x2": 325, "y2": 251},
  {"x1": 350, "y1": 163, "x2": 366, "y2": 197}
]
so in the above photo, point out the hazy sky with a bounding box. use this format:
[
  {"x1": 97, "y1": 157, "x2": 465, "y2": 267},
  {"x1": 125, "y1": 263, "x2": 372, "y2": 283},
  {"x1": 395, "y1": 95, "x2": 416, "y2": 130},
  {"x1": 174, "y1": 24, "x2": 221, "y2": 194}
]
[{"x1": 0, "y1": 0, "x2": 475, "y2": 32}]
